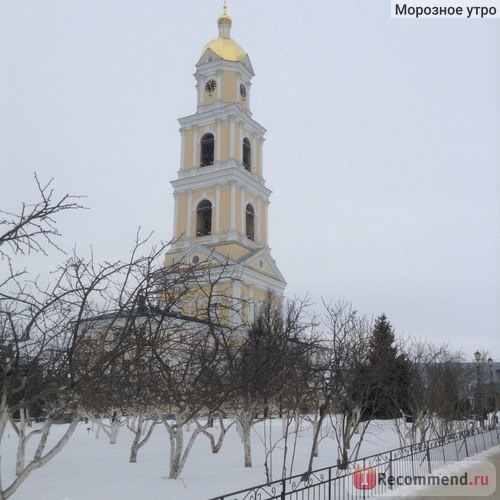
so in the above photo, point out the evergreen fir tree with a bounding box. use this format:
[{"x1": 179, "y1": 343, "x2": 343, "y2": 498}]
[{"x1": 364, "y1": 314, "x2": 411, "y2": 419}]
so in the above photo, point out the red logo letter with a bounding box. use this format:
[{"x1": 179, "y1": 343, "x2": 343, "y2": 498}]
[{"x1": 353, "y1": 467, "x2": 377, "y2": 490}]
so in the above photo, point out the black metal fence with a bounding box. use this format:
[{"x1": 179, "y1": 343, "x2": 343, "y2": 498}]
[{"x1": 209, "y1": 425, "x2": 499, "y2": 500}]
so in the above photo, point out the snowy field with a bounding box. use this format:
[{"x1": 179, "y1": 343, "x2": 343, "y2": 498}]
[
  {"x1": 2, "y1": 417, "x2": 498, "y2": 500},
  {"x1": 1, "y1": 418, "x2": 409, "y2": 500}
]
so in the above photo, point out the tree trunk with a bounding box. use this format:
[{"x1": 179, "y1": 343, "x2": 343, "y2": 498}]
[
  {"x1": 109, "y1": 418, "x2": 120, "y2": 445},
  {"x1": 243, "y1": 427, "x2": 252, "y2": 468},
  {"x1": 129, "y1": 415, "x2": 158, "y2": 463},
  {"x1": 15, "y1": 410, "x2": 26, "y2": 476},
  {"x1": 163, "y1": 413, "x2": 202, "y2": 479},
  {"x1": 95, "y1": 416, "x2": 102, "y2": 439},
  {"x1": 3, "y1": 415, "x2": 79, "y2": 499},
  {"x1": 305, "y1": 405, "x2": 326, "y2": 476},
  {"x1": 129, "y1": 414, "x2": 143, "y2": 463}
]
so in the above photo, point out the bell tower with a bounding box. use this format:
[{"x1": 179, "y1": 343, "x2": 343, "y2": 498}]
[{"x1": 165, "y1": 4, "x2": 286, "y2": 325}]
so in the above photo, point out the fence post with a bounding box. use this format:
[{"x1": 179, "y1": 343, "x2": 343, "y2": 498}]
[
  {"x1": 388, "y1": 451, "x2": 393, "y2": 491},
  {"x1": 281, "y1": 477, "x2": 286, "y2": 500},
  {"x1": 426, "y1": 442, "x2": 432, "y2": 474},
  {"x1": 328, "y1": 466, "x2": 332, "y2": 500}
]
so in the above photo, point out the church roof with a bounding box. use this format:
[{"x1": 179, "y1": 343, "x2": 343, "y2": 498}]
[
  {"x1": 200, "y1": 2, "x2": 247, "y2": 63},
  {"x1": 201, "y1": 37, "x2": 246, "y2": 62}
]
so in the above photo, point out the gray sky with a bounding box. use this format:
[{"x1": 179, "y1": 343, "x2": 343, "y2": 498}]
[{"x1": 1, "y1": 1, "x2": 499, "y2": 359}]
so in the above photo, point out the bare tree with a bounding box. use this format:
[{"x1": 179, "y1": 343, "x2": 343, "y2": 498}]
[
  {"x1": 219, "y1": 296, "x2": 313, "y2": 470},
  {"x1": 302, "y1": 301, "x2": 373, "y2": 476},
  {"x1": 0, "y1": 178, "x2": 189, "y2": 497},
  {"x1": 397, "y1": 339, "x2": 469, "y2": 444}
]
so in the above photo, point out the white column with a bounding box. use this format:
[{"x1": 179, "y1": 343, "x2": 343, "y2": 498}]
[
  {"x1": 264, "y1": 200, "x2": 269, "y2": 244},
  {"x1": 230, "y1": 282, "x2": 242, "y2": 327},
  {"x1": 238, "y1": 126, "x2": 243, "y2": 164},
  {"x1": 229, "y1": 119, "x2": 235, "y2": 160},
  {"x1": 249, "y1": 299, "x2": 255, "y2": 324},
  {"x1": 259, "y1": 138, "x2": 264, "y2": 176},
  {"x1": 256, "y1": 197, "x2": 261, "y2": 243},
  {"x1": 240, "y1": 187, "x2": 245, "y2": 236},
  {"x1": 180, "y1": 129, "x2": 186, "y2": 170},
  {"x1": 216, "y1": 71, "x2": 222, "y2": 101},
  {"x1": 192, "y1": 128, "x2": 198, "y2": 168},
  {"x1": 173, "y1": 192, "x2": 179, "y2": 239},
  {"x1": 251, "y1": 136, "x2": 257, "y2": 173},
  {"x1": 216, "y1": 119, "x2": 221, "y2": 163},
  {"x1": 230, "y1": 183, "x2": 236, "y2": 231},
  {"x1": 215, "y1": 184, "x2": 221, "y2": 233},
  {"x1": 186, "y1": 190, "x2": 193, "y2": 237}
]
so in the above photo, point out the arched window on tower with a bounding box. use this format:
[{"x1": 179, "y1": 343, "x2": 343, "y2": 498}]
[
  {"x1": 246, "y1": 204, "x2": 255, "y2": 241},
  {"x1": 200, "y1": 133, "x2": 214, "y2": 167},
  {"x1": 243, "y1": 138, "x2": 251, "y2": 171},
  {"x1": 196, "y1": 200, "x2": 212, "y2": 237}
]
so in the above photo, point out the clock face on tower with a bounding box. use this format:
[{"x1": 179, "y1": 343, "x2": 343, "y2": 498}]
[{"x1": 205, "y1": 79, "x2": 217, "y2": 95}]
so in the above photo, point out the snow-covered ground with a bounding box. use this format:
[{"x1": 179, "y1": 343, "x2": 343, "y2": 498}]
[{"x1": 0, "y1": 418, "x2": 495, "y2": 499}]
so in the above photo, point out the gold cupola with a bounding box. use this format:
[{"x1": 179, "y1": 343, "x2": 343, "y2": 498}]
[{"x1": 200, "y1": 2, "x2": 247, "y2": 63}]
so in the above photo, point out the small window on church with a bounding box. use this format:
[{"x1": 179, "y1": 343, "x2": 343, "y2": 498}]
[
  {"x1": 246, "y1": 204, "x2": 255, "y2": 241},
  {"x1": 196, "y1": 200, "x2": 212, "y2": 237},
  {"x1": 243, "y1": 138, "x2": 251, "y2": 171},
  {"x1": 200, "y1": 133, "x2": 214, "y2": 167}
]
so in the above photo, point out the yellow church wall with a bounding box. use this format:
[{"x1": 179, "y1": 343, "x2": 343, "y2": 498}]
[
  {"x1": 232, "y1": 124, "x2": 240, "y2": 164},
  {"x1": 261, "y1": 203, "x2": 268, "y2": 245},
  {"x1": 221, "y1": 71, "x2": 237, "y2": 103},
  {"x1": 212, "y1": 242, "x2": 250, "y2": 261},
  {"x1": 235, "y1": 187, "x2": 242, "y2": 233},
  {"x1": 220, "y1": 119, "x2": 229, "y2": 163},
  {"x1": 164, "y1": 251, "x2": 179, "y2": 266},
  {"x1": 219, "y1": 185, "x2": 230, "y2": 232},
  {"x1": 193, "y1": 188, "x2": 216, "y2": 206},
  {"x1": 204, "y1": 86, "x2": 216, "y2": 106},
  {"x1": 176, "y1": 194, "x2": 188, "y2": 239}
]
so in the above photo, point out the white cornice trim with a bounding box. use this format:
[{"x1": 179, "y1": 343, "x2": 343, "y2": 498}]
[
  {"x1": 166, "y1": 243, "x2": 286, "y2": 294},
  {"x1": 179, "y1": 104, "x2": 266, "y2": 137},
  {"x1": 196, "y1": 57, "x2": 255, "y2": 79},
  {"x1": 171, "y1": 164, "x2": 272, "y2": 199}
]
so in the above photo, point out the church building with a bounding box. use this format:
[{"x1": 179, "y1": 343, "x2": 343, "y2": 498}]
[{"x1": 164, "y1": 4, "x2": 286, "y2": 327}]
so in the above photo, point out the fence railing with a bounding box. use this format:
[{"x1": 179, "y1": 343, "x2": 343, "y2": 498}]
[{"x1": 208, "y1": 424, "x2": 500, "y2": 500}]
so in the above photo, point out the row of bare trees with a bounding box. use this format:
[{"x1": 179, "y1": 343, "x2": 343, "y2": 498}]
[{"x1": 0, "y1": 178, "x2": 484, "y2": 497}]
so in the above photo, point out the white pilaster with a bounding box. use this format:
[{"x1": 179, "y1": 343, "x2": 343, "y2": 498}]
[
  {"x1": 230, "y1": 182, "x2": 236, "y2": 231},
  {"x1": 192, "y1": 128, "x2": 198, "y2": 168},
  {"x1": 216, "y1": 71, "x2": 222, "y2": 101},
  {"x1": 180, "y1": 129, "x2": 186, "y2": 170},
  {"x1": 240, "y1": 187, "x2": 245, "y2": 236},
  {"x1": 256, "y1": 197, "x2": 261, "y2": 243},
  {"x1": 230, "y1": 282, "x2": 242, "y2": 327},
  {"x1": 215, "y1": 184, "x2": 221, "y2": 233},
  {"x1": 229, "y1": 119, "x2": 235, "y2": 159},
  {"x1": 186, "y1": 190, "x2": 193, "y2": 237},
  {"x1": 216, "y1": 119, "x2": 221, "y2": 162},
  {"x1": 173, "y1": 192, "x2": 179, "y2": 238}
]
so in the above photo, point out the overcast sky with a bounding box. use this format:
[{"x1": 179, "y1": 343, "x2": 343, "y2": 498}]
[{"x1": 1, "y1": 1, "x2": 499, "y2": 359}]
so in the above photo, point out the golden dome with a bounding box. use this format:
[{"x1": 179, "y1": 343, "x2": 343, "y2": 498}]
[
  {"x1": 217, "y1": 12, "x2": 232, "y2": 25},
  {"x1": 217, "y1": 1, "x2": 232, "y2": 25},
  {"x1": 201, "y1": 37, "x2": 246, "y2": 62},
  {"x1": 200, "y1": 1, "x2": 246, "y2": 63}
]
